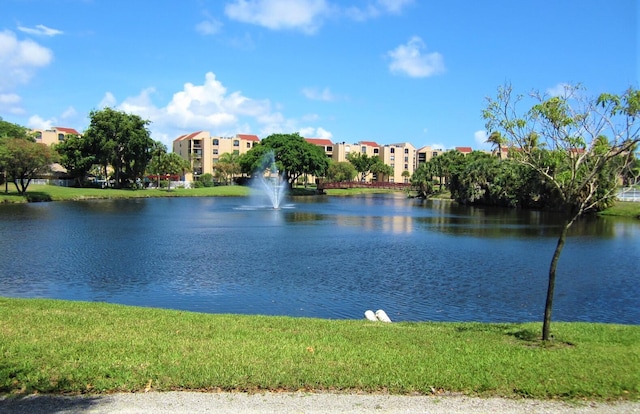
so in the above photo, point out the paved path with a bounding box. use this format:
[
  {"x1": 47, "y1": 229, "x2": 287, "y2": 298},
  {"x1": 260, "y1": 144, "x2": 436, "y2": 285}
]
[{"x1": 1, "y1": 392, "x2": 638, "y2": 413}]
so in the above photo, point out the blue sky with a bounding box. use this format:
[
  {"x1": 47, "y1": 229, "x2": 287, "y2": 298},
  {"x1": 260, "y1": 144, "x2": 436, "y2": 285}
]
[{"x1": 0, "y1": 0, "x2": 637, "y2": 150}]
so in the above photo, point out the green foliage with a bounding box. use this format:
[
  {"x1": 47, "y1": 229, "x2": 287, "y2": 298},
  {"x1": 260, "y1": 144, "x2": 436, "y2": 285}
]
[
  {"x1": 484, "y1": 83, "x2": 640, "y2": 341},
  {"x1": 214, "y1": 152, "x2": 241, "y2": 184},
  {"x1": 55, "y1": 134, "x2": 96, "y2": 186},
  {"x1": 0, "y1": 137, "x2": 57, "y2": 194},
  {"x1": 370, "y1": 158, "x2": 393, "y2": 181},
  {"x1": 239, "y1": 133, "x2": 329, "y2": 186},
  {"x1": 410, "y1": 162, "x2": 437, "y2": 197},
  {"x1": 198, "y1": 172, "x2": 215, "y2": 187},
  {"x1": 326, "y1": 161, "x2": 357, "y2": 182},
  {"x1": 85, "y1": 108, "x2": 155, "y2": 188},
  {"x1": 346, "y1": 152, "x2": 378, "y2": 181},
  {"x1": 0, "y1": 118, "x2": 30, "y2": 140}
]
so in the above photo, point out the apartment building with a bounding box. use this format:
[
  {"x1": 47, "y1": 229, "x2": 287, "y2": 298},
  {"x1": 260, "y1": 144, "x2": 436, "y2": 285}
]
[
  {"x1": 379, "y1": 142, "x2": 417, "y2": 183},
  {"x1": 32, "y1": 127, "x2": 81, "y2": 146},
  {"x1": 416, "y1": 145, "x2": 445, "y2": 166},
  {"x1": 172, "y1": 131, "x2": 259, "y2": 180}
]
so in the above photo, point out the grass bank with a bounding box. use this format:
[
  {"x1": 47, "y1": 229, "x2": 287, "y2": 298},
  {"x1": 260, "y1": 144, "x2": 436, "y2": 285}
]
[
  {"x1": 0, "y1": 184, "x2": 249, "y2": 203},
  {"x1": 1, "y1": 298, "x2": 638, "y2": 400}
]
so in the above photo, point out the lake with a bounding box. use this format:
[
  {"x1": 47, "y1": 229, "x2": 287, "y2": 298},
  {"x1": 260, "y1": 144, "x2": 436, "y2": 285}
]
[{"x1": 0, "y1": 194, "x2": 638, "y2": 324}]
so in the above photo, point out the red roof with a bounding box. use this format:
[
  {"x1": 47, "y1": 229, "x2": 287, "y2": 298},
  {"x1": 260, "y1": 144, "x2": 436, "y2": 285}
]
[
  {"x1": 174, "y1": 131, "x2": 203, "y2": 142},
  {"x1": 455, "y1": 146, "x2": 473, "y2": 153},
  {"x1": 305, "y1": 138, "x2": 334, "y2": 147},
  {"x1": 359, "y1": 141, "x2": 380, "y2": 147},
  {"x1": 54, "y1": 127, "x2": 80, "y2": 135},
  {"x1": 237, "y1": 134, "x2": 260, "y2": 142}
]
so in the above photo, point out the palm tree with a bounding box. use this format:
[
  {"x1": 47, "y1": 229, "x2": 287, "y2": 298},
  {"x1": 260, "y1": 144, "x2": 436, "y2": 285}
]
[{"x1": 486, "y1": 131, "x2": 506, "y2": 158}]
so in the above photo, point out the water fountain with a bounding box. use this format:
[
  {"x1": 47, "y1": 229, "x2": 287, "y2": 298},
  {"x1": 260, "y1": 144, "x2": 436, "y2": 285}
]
[
  {"x1": 247, "y1": 151, "x2": 290, "y2": 209},
  {"x1": 258, "y1": 174, "x2": 288, "y2": 209}
]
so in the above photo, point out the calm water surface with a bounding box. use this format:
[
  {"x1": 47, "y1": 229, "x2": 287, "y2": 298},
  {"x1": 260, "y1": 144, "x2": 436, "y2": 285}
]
[{"x1": 0, "y1": 194, "x2": 638, "y2": 324}]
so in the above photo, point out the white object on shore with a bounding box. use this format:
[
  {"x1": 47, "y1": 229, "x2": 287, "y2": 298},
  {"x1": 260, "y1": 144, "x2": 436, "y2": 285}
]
[
  {"x1": 375, "y1": 309, "x2": 392, "y2": 323},
  {"x1": 364, "y1": 310, "x2": 378, "y2": 321}
]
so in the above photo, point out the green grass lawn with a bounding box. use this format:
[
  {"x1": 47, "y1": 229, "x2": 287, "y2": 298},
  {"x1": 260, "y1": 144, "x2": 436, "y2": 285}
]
[
  {"x1": 0, "y1": 184, "x2": 250, "y2": 203},
  {"x1": 1, "y1": 298, "x2": 638, "y2": 400}
]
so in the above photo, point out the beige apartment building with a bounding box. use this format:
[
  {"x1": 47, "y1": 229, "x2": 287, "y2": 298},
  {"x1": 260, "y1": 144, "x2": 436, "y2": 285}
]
[
  {"x1": 32, "y1": 126, "x2": 81, "y2": 146},
  {"x1": 173, "y1": 131, "x2": 475, "y2": 184},
  {"x1": 172, "y1": 131, "x2": 260, "y2": 180}
]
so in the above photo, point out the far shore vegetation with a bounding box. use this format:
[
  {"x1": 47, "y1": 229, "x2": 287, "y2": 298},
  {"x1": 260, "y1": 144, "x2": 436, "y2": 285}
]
[
  {"x1": 1, "y1": 298, "x2": 638, "y2": 400},
  {"x1": 1, "y1": 183, "x2": 639, "y2": 219}
]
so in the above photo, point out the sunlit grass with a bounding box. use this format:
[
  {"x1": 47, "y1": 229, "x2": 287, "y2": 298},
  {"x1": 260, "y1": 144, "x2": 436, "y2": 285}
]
[
  {"x1": 600, "y1": 201, "x2": 640, "y2": 218},
  {"x1": 1, "y1": 298, "x2": 638, "y2": 400},
  {"x1": 0, "y1": 184, "x2": 250, "y2": 203}
]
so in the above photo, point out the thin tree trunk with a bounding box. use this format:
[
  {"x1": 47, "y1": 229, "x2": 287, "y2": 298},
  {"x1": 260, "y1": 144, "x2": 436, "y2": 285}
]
[{"x1": 542, "y1": 220, "x2": 571, "y2": 341}]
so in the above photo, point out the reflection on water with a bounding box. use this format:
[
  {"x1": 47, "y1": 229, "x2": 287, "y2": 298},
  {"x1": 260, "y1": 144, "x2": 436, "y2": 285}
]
[{"x1": 0, "y1": 195, "x2": 638, "y2": 324}]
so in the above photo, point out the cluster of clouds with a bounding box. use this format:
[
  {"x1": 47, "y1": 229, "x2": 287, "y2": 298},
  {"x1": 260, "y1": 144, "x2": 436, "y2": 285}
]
[{"x1": 1, "y1": 0, "x2": 450, "y2": 148}]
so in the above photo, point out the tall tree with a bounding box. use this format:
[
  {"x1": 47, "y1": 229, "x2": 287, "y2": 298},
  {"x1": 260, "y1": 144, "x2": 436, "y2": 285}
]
[
  {"x1": 411, "y1": 162, "x2": 436, "y2": 198},
  {"x1": 0, "y1": 137, "x2": 57, "y2": 194},
  {"x1": 370, "y1": 158, "x2": 394, "y2": 181},
  {"x1": 326, "y1": 161, "x2": 357, "y2": 182},
  {"x1": 239, "y1": 133, "x2": 329, "y2": 187},
  {"x1": 55, "y1": 133, "x2": 95, "y2": 187},
  {"x1": 215, "y1": 152, "x2": 241, "y2": 184},
  {"x1": 485, "y1": 131, "x2": 507, "y2": 158},
  {"x1": 85, "y1": 108, "x2": 155, "y2": 188},
  {"x1": 346, "y1": 152, "x2": 378, "y2": 182},
  {"x1": 0, "y1": 119, "x2": 31, "y2": 192},
  {"x1": 147, "y1": 145, "x2": 191, "y2": 190},
  {"x1": 483, "y1": 83, "x2": 640, "y2": 341}
]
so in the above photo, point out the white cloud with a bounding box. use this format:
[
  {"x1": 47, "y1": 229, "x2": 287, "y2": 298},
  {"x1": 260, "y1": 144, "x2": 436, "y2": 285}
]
[
  {"x1": 100, "y1": 72, "x2": 327, "y2": 147},
  {"x1": 474, "y1": 130, "x2": 490, "y2": 149},
  {"x1": 345, "y1": 0, "x2": 413, "y2": 20},
  {"x1": 61, "y1": 106, "x2": 77, "y2": 119},
  {"x1": 302, "y1": 86, "x2": 336, "y2": 101},
  {"x1": 27, "y1": 114, "x2": 54, "y2": 130},
  {"x1": 98, "y1": 92, "x2": 117, "y2": 108},
  {"x1": 0, "y1": 30, "x2": 53, "y2": 91},
  {"x1": 387, "y1": 36, "x2": 444, "y2": 78},
  {"x1": 195, "y1": 15, "x2": 223, "y2": 35},
  {"x1": 0, "y1": 93, "x2": 24, "y2": 114},
  {"x1": 17, "y1": 24, "x2": 63, "y2": 37},
  {"x1": 377, "y1": 0, "x2": 414, "y2": 14},
  {"x1": 546, "y1": 83, "x2": 570, "y2": 97},
  {"x1": 225, "y1": 0, "x2": 330, "y2": 34},
  {"x1": 299, "y1": 126, "x2": 332, "y2": 138}
]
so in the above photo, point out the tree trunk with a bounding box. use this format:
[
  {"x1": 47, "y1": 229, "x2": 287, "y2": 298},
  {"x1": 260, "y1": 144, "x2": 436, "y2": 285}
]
[{"x1": 542, "y1": 219, "x2": 571, "y2": 341}]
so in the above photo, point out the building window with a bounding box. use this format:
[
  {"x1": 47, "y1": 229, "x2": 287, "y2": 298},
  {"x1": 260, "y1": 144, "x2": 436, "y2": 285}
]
[
  {"x1": 233, "y1": 150, "x2": 239, "y2": 155},
  {"x1": 404, "y1": 156, "x2": 409, "y2": 162},
  {"x1": 213, "y1": 149, "x2": 218, "y2": 155},
  {"x1": 361, "y1": 146, "x2": 366, "y2": 153},
  {"x1": 390, "y1": 155, "x2": 395, "y2": 161},
  {"x1": 404, "y1": 148, "x2": 409, "y2": 154},
  {"x1": 390, "y1": 148, "x2": 395, "y2": 154},
  {"x1": 233, "y1": 140, "x2": 240, "y2": 147},
  {"x1": 432, "y1": 152, "x2": 438, "y2": 157},
  {"x1": 58, "y1": 133, "x2": 65, "y2": 141},
  {"x1": 326, "y1": 146, "x2": 333, "y2": 152},
  {"x1": 213, "y1": 139, "x2": 219, "y2": 145},
  {"x1": 373, "y1": 148, "x2": 379, "y2": 154},
  {"x1": 404, "y1": 164, "x2": 409, "y2": 170},
  {"x1": 247, "y1": 142, "x2": 251, "y2": 148}
]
